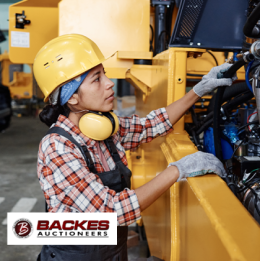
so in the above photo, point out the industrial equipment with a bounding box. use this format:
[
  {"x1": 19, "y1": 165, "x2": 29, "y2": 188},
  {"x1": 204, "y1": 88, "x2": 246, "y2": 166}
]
[
  {"x1": 8, "y1": 0, "x2": 260, "y2": 260},
  {"x1": 0, "y1": 51, "x2": 33, "y2": 100}
]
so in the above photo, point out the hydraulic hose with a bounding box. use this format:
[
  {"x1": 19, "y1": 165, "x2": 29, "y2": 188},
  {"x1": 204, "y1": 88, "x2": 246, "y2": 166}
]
[
  {"x1": 196, "y1": 88, "x2": 253, "y2": 135},
  {"x1": 213, "y1": 58, "x2": 253, "y2": 162},
  {"x1": 196, "y1": 118, "x2": 213, "y2": 135},
  {"x1": 207, "y1": 82, "x2": 253, "y2": 113},
  {"x1": 191, "y1": 129, "x2": 203, "y2": 151},
  {"x1": 243, "y1": 2, "x2": 260, "y2": 38},
  {"x1": 222, "y1": 90, "x2": 254, "y2": 112},
  {"x1": 186, "y1": 124, "x2": 203, "y2": 151}
]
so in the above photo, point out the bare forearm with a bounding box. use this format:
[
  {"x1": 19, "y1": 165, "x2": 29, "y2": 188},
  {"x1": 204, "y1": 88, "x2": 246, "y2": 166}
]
[
  {"x1": 165, "y1": 89, "x2": 200, "y2": 125},
  {"x1": 135, "y1": 166, "x2": 179, "y2": 211}
]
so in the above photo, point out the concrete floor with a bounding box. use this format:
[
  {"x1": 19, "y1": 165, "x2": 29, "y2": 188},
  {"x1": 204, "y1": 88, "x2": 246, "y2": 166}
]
[{"x1": 0, "y1": 114, "x2": 148, "y2": 261}]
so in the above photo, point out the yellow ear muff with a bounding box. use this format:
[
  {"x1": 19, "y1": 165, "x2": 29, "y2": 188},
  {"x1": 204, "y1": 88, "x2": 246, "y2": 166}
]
[{"x1": 78, "y1": 111, "x2": 119, "y2": 141}]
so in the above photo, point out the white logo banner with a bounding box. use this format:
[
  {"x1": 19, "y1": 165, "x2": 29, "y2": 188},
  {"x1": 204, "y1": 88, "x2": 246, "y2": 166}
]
[{"x1": 7, "y1": 213, "x2": 117, "y2": 245}]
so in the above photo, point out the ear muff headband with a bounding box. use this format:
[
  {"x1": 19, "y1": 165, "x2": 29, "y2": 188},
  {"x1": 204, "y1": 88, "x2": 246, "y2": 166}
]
[{"x1": 102, "y1": 111, "x2": 115, "y2": 134}]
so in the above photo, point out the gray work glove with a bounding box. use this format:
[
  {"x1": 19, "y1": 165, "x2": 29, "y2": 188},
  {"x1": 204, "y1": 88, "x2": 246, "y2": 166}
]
[
  {"x1": 168, "y1": 151, "x2": 227, "y2": 182},
  {"x1": 193, "y1": 63, "x2": 237, "y2": 97}
]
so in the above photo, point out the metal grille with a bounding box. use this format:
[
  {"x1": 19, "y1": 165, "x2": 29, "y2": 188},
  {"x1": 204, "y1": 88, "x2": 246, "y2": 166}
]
[
  {"x1": 169, "y1": 0, "x2": 247, "y2": 50},
  {"x1": 178, "y1": 0, "x2": 204, "y2": 40},
  {"x1": 172, "y1": 0, "x2": 205, "y2": 44}
]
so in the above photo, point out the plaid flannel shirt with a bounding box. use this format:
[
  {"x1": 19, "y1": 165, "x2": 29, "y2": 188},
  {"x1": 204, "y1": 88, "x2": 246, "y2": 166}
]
[{"x1": 37, "y1": 108, "x2": 173, "y2": 226}]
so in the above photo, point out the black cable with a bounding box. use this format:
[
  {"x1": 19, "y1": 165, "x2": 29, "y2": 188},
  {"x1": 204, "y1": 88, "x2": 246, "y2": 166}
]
[
  {"x1": 191, "y1": 129, "x2": 203, "y2": 151},
  {"x1": 185, "y1": 124, "x2": 203, "y2": 151},
  {"x1": 223, "y1": 175, "x2": 237, "y2": 195},
  {"x1": 190, "y1": 107, "x2": 199, "y2": 128},
  {"x1": 237, "y1": 120, "x2": 259, "y2": 132},
  {"x1": 245, "y1": 170, "x2": 260, "y2": 185},
  {"x1": 206, "y1": 50, "x2": 219, "y2": 66},
  {"x1": 195, "y1": 90, "x2": 254, "y2": 135},
  {"x1": 243, "y1": 2, "x2": 260, "y2": 38},
  {"x1": 158, "y1": 30, "x2": 169, "y2": 51},
  {"x1": 150, "y1": 25, "x2": 154, "y2": 43},
  {"x1": 196, "y1": 118, "x2": 213, "y2": 135},
  {"x1": 150, "y1": 25, "x2": 154, "y2": 52},
  {"x1": 207, "y1": 82, "x2": 251, "y2": 113},
  {"x1": 236, "y1": 181, "x2": 256, "y2": 193}
]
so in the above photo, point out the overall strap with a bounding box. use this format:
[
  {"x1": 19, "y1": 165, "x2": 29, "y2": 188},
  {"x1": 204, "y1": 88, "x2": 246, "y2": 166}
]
[
  {"x1": 104, "y1": 137, "x2": 121, "y2": 163},
  {"x1": 46, "y1": 127, "x2": 97, "y2": 173}
]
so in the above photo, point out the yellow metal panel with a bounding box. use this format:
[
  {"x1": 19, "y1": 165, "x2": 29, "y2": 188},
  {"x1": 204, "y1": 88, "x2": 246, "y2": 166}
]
[
  {"x1": 9, "y1": 0, "x2": 60, "y2": 64},
  {"x1": 167, "y1": 48, "x2": 206, "y2": 133},
  {"x1": 177, "y1": 178, "x2": 231, "y2": 261},
  {"x1": 105, "y1": 67, "x2": 128, "y2": 79},
  {"x1": 0, "y1": 52, "x2": 11, "y2": 88},
  {"x1": 0, "y1": 52, "x2": 33, "y2": 99},
  {"x1": 9, "y1": 71, "x2": 33, "y2": 99},
  {"x1": 117, "y1": 51, "x2": 153, "y2": 60},
  {"x1": 126, "y1": 71, "x2": 151, "y2": 94},
  {"x1": 132, "y1": 50, "x2": 172, "y2": 260},
  {"x1": 186, "y1": 176, "x2": 260, "y2": 261},
  {"x1": 130, "y1": 64, "x2": 155, "y2": 88},
  {"x1": 59, "y1": 0, "x2": 150, "y2": 78},
  {"x1": 12, "y1": 0, "x2": 59, "y2": 7}
]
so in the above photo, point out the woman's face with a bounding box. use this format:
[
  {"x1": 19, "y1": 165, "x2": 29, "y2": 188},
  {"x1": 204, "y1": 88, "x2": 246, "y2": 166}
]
[{"x1": 69, "y1": 63, "x2": 115, "y2": 112}]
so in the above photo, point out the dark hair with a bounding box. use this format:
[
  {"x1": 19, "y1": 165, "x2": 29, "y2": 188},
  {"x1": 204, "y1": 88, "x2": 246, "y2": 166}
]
[{"x1": 39, "y1": 91, "x2": 70, "y2": 127}]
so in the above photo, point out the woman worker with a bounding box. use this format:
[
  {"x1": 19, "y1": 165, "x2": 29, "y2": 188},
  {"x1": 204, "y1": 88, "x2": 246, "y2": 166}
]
[{"x1": 35, "y1": 34, "x2": 235, "y2": 261}]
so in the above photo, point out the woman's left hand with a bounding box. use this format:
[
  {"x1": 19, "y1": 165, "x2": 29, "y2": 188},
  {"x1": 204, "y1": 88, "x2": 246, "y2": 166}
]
[{"x1": 193, "y1": 63, "x2": 237, "y2": 97}]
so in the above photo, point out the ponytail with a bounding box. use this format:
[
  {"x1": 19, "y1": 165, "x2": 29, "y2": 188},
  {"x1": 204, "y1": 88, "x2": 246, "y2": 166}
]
[{"x1": 39, "y1": 93, "x2": 70, "y2": 127}]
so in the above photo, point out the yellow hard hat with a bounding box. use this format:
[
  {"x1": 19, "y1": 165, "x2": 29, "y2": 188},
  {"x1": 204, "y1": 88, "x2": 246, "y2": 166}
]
[{"x1": 33, "y1": 34, "x2": 109, "y2": 102}]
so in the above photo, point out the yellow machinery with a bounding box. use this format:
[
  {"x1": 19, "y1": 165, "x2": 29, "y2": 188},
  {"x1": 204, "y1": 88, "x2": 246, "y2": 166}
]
[
  {"x1": 0, "y1": 50, "x2": 33, "y2": 99},
  {"x1": 8, "y1": 1, "x2": 260, "y2": 260}
]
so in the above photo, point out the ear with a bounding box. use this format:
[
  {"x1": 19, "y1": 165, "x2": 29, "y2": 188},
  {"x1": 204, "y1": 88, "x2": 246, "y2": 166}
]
[{"x1": 67, "y1": 93, "x2": 79, "y2": 105}]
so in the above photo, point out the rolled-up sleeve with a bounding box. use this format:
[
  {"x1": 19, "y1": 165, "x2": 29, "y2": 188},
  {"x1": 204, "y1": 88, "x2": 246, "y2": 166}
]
[
  {"x1": 118, "y1": 107, "x2": 173, "y2": 150},
  {"x1": 38, "y1": 135, "x2": 141, "y2": 226}
]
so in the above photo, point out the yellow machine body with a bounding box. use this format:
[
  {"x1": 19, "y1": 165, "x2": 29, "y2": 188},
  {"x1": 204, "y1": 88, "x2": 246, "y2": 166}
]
[
  {"x1": 8, "y1": 1, "x2": 260, "y2": 260},
  {"x1": 131, "y1": 48, "x2": 260, "y2": 261},
  {"x1": 9, "y1": 0, "x2": 60, "y2": 64},
  {"x1": 0, "y1": 51, "x2": 33, "y2": 99}
]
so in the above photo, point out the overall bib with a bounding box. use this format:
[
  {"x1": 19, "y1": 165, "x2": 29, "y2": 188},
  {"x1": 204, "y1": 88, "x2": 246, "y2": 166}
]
[{"x1": 37, "y1": 127, "x2": 132, "y2": 261}]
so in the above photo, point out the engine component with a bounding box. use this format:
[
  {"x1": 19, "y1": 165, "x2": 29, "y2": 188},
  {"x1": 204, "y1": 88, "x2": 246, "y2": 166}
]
[
  {"x1": 234, "y1": 140, "x2": 248, "y2": 156},
  {"x1": 238, "y1": 108, "x2": 255, "y2": 126},
  {"x1": 242, "y1": 183, "x2": 260, "y2": 224},
  {"x1": 248, "y1": 137, "x2": 260, "y2": 156},
  {"x1": 233, "y1": 156, "x2": 260, "y2": 179}
]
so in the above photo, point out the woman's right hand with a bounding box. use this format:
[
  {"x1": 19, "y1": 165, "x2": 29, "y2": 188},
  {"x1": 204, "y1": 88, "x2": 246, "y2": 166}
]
[{"x1": 168, "y1": 151, "x2": 227, "y2": 182}]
